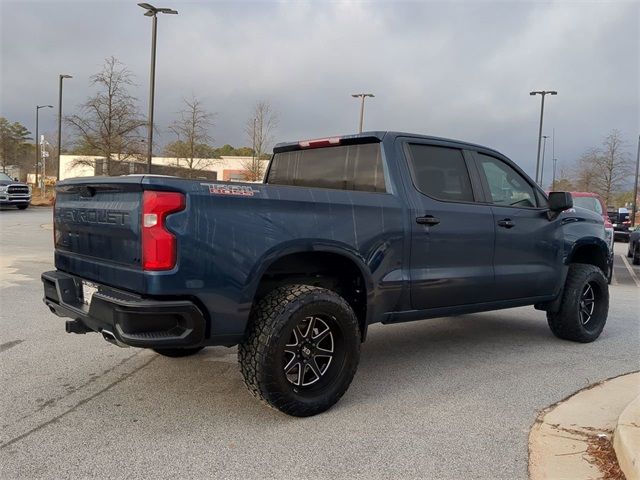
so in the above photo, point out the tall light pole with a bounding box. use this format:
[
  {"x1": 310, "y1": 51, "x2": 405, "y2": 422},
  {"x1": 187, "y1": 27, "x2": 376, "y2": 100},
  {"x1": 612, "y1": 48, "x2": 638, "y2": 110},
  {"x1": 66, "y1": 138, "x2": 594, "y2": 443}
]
[
  {"x1": 35, "y1": 104, "x2": 53, "y2": 186},
  {"x1": 540, "y1": 135, "x2": 549, "y2": 187},
  {"x1": 530, "y1": 90, "x2": 557, "y2": 185},
  {"x1": 57, "y1": 74, "x2": 72, "y2": 181},
  {"x1": 631, "y1": 134, "x2": 640, "y2": 227},
  {"x1": 252, "y1": 117, "x2": 257, "y2": 174},
  {"x1": 351, "y1": 93, "x2": 374, "y2": 133},
  {"x1": 138, "y1": 3, "x2": 178, "y2": 173},
  {"x1": 552, "y1": 158, "x2": 558, "y2": 191}
]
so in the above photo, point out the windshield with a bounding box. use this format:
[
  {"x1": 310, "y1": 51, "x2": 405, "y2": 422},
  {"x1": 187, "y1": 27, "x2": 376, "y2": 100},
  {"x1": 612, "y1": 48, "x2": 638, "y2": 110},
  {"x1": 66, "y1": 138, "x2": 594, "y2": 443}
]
[
  {"x1": 0, "y1": 173, "x2": 13, "y2": 181},
  {"x1": 573, "y1": 196, "x2": 603, "y2": 215}
]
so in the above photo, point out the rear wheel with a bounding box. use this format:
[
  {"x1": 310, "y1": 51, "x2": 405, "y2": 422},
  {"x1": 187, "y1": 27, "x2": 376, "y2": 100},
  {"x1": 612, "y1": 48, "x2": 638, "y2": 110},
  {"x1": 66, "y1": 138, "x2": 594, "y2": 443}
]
[
  {"x1": 153, "y1": 346, "x2": 204, "y2": 357},
  {"x1": 547, "y1": 263, "x2": 608, "y2": 343},
  {"x1": 239, "y1": 285, "x2": 360, "y2": 417}
]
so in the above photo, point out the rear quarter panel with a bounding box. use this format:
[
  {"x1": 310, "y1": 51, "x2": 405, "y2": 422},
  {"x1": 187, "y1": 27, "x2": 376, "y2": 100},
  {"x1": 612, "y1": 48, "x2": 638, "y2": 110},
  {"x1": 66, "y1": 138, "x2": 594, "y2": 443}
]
[{"x1": 144, "y1": 177, "x2": 406, "y2": 340}]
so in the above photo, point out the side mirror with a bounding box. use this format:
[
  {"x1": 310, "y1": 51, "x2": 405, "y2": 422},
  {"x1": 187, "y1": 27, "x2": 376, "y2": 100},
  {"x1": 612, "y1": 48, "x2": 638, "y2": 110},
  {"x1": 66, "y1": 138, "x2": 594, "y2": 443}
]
[{"x1": 549, "y1": 191, "x2": 573, "y2": 212}]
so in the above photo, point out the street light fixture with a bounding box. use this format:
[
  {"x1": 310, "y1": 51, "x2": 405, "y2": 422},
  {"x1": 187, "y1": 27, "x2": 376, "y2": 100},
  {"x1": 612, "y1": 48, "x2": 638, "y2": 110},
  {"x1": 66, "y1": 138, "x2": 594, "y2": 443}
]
[
  {"x1": 351, "y1": 93, "x2": 375, "y2": 133},
  {"x1": 632, "y1": 135, "x2": 640, "y2": 227},
  {"x1": 57, "y1": 74, "x2": 72, "y2": 181},
  {"x1": 138, "y1": 3, "x2": 178, "y2": 173},
  {"x1": 530, "y1": 90, "x2": 557, "y2": 185},
  {"x1": 35, "y1": 104, "x2": 53, "y2": 186}
]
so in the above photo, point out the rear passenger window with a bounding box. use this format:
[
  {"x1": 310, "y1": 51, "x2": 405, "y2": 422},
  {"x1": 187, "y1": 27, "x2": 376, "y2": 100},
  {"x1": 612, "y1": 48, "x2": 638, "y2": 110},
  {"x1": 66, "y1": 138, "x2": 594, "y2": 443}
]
[
  {"x1": 477, "y1": 154, "x2": 537, "y2": 208},
  {"x1": 406, "y1": 144, "x2": 474, "y2": 202},
  {"x1": 267, "y1": 143, "x2": 386, "y2": 192}
]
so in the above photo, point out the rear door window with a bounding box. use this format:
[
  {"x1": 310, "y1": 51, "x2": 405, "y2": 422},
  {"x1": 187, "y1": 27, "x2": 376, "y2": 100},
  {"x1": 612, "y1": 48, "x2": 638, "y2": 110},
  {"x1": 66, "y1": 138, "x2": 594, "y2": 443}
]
[
  {"x1": 267, "y1": 143, "x2": 386, "y2": 192},
  {"x1": 406, "y1": 144, "x2": 474, "y2": 202}
]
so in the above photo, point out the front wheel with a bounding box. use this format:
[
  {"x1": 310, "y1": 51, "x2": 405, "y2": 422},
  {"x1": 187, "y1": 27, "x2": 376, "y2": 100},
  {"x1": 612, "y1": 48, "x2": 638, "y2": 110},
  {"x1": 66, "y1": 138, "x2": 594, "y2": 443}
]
[
  {"x1": 16, "y1": 204, "x2": 28, "y2": 210},
  {"x1": 239, "y1": 285, "x2": 361, "y2": 417},
  {"x1": 547, "y1": 263, "x2": 608, "y2": 343}
]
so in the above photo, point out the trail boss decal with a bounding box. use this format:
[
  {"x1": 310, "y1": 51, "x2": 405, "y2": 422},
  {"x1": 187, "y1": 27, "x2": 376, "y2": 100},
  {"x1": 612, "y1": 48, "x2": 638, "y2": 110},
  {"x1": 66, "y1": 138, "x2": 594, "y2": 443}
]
[{"x1": 201, "y1": 183, "x2": 259, "y2": 196}]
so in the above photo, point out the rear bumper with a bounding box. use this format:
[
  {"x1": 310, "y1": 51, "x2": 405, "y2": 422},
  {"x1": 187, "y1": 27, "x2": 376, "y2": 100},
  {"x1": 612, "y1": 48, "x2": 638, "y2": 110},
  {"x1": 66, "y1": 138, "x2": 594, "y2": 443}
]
[{"x1": 41, "y1": 270, "x2": 206, "y2": 348}]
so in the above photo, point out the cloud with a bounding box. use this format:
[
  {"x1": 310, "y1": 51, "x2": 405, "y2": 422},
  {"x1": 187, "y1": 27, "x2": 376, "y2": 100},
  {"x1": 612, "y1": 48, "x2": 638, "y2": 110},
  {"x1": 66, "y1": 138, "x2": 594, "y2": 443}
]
[{"x1": 1, "y1": 0, "x2": 638, "y2": 183}]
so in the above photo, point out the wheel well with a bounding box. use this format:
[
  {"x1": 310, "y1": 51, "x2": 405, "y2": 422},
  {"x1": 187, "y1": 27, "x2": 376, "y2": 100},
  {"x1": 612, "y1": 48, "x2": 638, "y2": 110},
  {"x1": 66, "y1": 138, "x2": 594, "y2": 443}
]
[
  {"x1": 254, "y1": 252, "x2": 367, "y2": 337},
  {"x1": 570, "y1": 244, "x2": 608, "y2": 275}
]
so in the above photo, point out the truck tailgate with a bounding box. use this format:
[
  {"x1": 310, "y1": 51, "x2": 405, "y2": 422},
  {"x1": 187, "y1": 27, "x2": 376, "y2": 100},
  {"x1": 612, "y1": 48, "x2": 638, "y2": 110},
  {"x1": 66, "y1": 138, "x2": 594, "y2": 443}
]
[{"x1": 55, "y1": 177, "x2": 143, "y2": 268}]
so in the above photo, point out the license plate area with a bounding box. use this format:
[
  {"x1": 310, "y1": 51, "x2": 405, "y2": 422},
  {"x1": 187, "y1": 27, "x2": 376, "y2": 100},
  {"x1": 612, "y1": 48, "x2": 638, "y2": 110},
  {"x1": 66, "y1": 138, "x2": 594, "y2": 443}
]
[{"x1": 82, "y1": 281, "x2": 98, "y2": 306}]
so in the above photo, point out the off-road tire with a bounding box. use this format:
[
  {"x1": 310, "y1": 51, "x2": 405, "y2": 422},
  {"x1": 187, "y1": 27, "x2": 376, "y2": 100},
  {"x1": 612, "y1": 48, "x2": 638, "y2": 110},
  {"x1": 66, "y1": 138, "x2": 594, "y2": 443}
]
[
  {"x1": 547, "y1": 263, "x2": 608, "y2": 343},
  {"x1": 238, "y1": 285, "x2": 361, "y2": 417},
  {"x1": 153, "y1": 346, "x2": 204, "y2": 357}
]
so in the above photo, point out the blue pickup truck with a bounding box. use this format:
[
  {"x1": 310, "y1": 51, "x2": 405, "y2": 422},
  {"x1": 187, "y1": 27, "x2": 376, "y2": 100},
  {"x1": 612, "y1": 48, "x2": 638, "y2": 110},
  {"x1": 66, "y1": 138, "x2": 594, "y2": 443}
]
[{"x1": 42, "y1": 132, "x2": 611, "y2": 416}]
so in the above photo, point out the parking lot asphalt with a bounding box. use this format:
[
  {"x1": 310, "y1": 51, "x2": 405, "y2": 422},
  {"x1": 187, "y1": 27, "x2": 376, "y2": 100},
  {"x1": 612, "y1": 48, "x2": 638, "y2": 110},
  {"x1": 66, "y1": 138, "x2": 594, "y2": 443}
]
[{"x1": 1, "y1": 206, "x2": 638, "y2": 479}]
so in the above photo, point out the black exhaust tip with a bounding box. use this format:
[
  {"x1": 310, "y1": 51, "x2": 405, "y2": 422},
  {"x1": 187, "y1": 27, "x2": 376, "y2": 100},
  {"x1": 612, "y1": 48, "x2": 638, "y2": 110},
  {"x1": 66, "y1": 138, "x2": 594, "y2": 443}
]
[{"x1": 66, "y1": 319, "x2": 91, "y2": 334}]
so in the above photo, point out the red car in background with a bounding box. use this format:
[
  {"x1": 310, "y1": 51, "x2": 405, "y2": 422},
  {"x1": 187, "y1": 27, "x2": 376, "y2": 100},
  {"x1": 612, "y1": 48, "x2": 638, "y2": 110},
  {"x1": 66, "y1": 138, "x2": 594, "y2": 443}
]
[{"x1": 571, "y1": 192, "x2": 614, "y2": 282}]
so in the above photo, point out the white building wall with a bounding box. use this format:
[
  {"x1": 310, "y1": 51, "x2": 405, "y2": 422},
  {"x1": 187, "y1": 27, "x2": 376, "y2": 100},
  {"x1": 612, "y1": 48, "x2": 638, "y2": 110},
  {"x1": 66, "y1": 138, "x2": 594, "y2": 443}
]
[{"x1": 59, "y1": 155, "x2": 269, "y2": 181}]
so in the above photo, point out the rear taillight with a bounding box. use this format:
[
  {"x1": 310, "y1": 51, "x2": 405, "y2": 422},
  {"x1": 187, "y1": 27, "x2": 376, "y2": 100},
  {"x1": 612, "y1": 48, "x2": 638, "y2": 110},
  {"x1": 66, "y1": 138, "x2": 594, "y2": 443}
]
[{"x1": 141, "y1": 191, "x2": 185, "y2": 270}]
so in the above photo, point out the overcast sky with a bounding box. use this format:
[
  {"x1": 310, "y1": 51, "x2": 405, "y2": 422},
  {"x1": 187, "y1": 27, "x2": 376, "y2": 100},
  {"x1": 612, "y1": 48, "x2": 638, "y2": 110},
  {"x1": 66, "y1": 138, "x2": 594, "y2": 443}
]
[{"x1": 1, "y1": 0, "x2": 638, "y2": 182}]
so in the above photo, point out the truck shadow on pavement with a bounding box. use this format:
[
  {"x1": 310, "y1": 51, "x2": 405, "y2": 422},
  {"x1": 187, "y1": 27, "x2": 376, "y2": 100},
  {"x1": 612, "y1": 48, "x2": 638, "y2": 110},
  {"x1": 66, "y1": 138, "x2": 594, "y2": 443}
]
[{"x1": 129, "y1": 310, "x2": 580, "y2": 421}]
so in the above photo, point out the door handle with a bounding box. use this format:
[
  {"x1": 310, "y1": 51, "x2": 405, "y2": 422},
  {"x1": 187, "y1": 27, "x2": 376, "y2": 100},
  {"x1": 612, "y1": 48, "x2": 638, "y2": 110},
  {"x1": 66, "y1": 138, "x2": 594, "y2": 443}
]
[
  {"x1": 497, "y1": 218, "x2": 515, "y2": 229},
  {"x1": 416, "y1": 215, "x2": 440, "y2": 226}
]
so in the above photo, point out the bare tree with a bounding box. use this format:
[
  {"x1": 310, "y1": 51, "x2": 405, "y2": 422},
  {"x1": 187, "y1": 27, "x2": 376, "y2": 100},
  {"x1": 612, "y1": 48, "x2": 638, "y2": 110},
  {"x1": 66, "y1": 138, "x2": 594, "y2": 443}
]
[
  {"x1": 573, "y1": 147, "x2": 600, "y2": 193},
  {"x1": 573, "y1": 131, "x2": 632, "y2": 205},
  {"x1": 550, "y1": 167, "x2": 575, "y2": 192},
  {"x1": 166, "y1": 97, "x2": 217, "y2": 177},
  {"x1": 591, "y1": 130, "x2": 632, "y2": 206},
  {"x1": 242, "y1": 100, "x2": 278, "y2": 181},
  {"x1": 66, "y1": 57, "x2": 145, "y2": 175}
]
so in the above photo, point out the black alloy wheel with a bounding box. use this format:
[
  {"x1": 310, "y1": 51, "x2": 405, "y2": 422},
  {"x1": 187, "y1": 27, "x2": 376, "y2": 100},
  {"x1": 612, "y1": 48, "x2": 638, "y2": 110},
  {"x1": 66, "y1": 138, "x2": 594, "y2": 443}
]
[
  {"x1": 284, "y1": 315, "x2": 336, "y2": 387},
  {"x1": 578, "y1": 282, "x2": 596, "y2": 326}
]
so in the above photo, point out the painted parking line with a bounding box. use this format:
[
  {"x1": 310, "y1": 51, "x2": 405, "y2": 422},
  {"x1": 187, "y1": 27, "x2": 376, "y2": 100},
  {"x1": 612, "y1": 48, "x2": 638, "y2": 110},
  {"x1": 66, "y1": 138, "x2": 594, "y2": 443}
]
[{"x1": 620, "y1": 254, "x2": 640, "y2": 288}]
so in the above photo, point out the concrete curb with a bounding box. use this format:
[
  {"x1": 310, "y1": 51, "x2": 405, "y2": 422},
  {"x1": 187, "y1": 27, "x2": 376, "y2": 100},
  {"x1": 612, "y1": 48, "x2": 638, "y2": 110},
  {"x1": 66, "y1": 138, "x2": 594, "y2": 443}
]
[
  {"x1": 529, "y1": 372, "x2": 640, "y2": 480},
  {"x1": 614, "y1": 394, "x2": 640, "y2": 480}
]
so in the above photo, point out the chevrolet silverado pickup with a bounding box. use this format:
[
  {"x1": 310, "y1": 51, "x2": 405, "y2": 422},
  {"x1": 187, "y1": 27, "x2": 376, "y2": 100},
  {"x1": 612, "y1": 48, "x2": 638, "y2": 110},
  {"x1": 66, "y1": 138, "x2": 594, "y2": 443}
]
[{"x1": 42, "y1": 132, "x2": 611, "y2": 416}]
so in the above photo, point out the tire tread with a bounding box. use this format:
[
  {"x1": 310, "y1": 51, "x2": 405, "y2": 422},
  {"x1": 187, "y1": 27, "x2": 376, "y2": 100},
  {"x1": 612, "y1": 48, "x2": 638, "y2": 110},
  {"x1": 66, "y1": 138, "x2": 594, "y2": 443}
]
[
  {"x1": 547, "y1": 263, "x2": 608, "y2": 343},
  {"x1": 238, "y1": 285, "x2": 360, "y2": 416}
]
